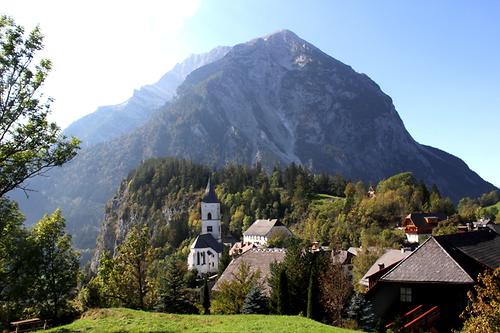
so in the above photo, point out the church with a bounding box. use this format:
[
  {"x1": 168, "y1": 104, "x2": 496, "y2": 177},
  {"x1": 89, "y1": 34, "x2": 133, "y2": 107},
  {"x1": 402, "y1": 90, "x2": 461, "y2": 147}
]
[{"x1": 187, "y1": 178, "x2": 223, "y2": 275}]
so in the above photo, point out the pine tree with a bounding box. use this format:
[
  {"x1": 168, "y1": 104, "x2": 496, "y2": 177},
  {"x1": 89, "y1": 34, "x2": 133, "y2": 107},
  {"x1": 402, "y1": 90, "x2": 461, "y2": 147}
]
[
  {"x1": 158, "y1": 256, "x2": 194, "y2": 313},
  {"x1": 242, "y1": 285, "x2": 268, "y2": 314},
  {"x1": 306, "y1": 270, "x2": 313, "y2": 318},
  {"x1": 347, "y1": 293, "x2": 377, "y2": 331},
  {"x1": 277, "y1": 269, "x2": 289, "y2": 315},
  {"x1": 200, "y1": 277, "x2": 210, "y2": 315}
]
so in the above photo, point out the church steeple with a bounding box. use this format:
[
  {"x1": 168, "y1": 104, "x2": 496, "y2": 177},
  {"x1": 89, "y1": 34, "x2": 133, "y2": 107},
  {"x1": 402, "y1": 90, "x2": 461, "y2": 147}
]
[
  {"x1": 201, "y1": 177, "x2": 221, "y2": 242},
  {"x1": 202, "y1": 177, "x2": 219, "y2": 203}
]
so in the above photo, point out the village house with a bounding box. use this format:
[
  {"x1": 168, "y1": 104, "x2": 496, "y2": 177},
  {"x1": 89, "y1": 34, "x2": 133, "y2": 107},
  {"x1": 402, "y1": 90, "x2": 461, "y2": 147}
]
[
  {"x1": 403, "y1": 212, "x2": 447, "y2": 243},
  {"x1": 213, "y1": 248, "x2": 286, "y2": 295},
  {"x1": 366, "y1": 228, "x2": 500, "y2": 332},
  {"x1": 359, "y1": 249, "x2": 412, "y2": 289},
  {"x1": 242, "y1": 219, "x2": 292, "y2": 246},
  {"x1": 331, "y1": 249, "x2": 356, "y2": 278},
  {"x1": 229, "y1": 241, "x2": 257, "y2": 256},
  {"x1": 187, "y1": 178, "x2": 223, "y2": 275}
]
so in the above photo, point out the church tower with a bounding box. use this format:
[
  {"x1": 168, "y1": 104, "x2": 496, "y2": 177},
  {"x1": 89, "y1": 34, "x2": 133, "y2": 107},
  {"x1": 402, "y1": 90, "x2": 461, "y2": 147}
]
[{"x1": 201, "y1": 177, "x2": 221, "y2": 243}]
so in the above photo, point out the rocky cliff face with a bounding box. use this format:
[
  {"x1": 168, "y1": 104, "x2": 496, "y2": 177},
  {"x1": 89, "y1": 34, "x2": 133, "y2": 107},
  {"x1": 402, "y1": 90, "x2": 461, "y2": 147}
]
[
  {"x1": 63, "y1": 46, "x2": 231, "y2": 147},
  {"x1": 14, "y1": 30, "x2": 496, "y2": 250}
]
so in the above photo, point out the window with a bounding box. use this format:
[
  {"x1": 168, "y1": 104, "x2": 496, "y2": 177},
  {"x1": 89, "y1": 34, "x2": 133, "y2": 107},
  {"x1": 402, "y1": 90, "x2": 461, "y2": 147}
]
[
  {"x1": 400, "y1": 287, "x2": 412, "y2": 302},
  {"x1": 207, "y1": 212, "x2": 212, "y2": 220},
  {"x1": 202, "y1": 252, "x2": 206, "y2": 265},
  {"x1": 197, "y1": 252, "x2": 200, "y2": 265},
  {"x1": 207, "y1": 226, "x2": 213, "y2": 232}
]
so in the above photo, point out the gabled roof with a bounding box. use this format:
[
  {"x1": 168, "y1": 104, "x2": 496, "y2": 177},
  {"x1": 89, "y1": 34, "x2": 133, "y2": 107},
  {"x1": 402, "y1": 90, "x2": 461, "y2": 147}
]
[
  {"x1": 405, "y1": 212, "x2": 447, "y2": 228},
  {"x1": 202, "y1": 177, "x2": 219, "y2": 203},
  {"x1": 213, "y1": 248, "x2": 286, "y2": 295},
  {"x1": 381, "y1": 237, "x2": 475, "y2": 284},
  {"x1": 332, "y1": 250, "x2": 355, "y2": 265},
  {"x1": 360, "y1": 249, "x2": 411, "y2": 286},
  {"x1": 435, "y1": 229, "x2": 500, "y2": 269},
  {"x1": 191, "y1": 233, "x2": 223, "y2": 253},
  {"x1": 380, "y1": 230, "x2": 500, "y2": 285},
  {"x1": 243, "y1": 219, "x2": 289, "y2": 237}
]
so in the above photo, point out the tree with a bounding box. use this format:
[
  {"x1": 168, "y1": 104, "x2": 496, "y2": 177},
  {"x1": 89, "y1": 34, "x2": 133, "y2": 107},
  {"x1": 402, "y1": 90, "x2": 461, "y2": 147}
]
[
  {"x1": 478, "y1": 190, "x2": 499, "y2": 207},
  {"x1": 200, "y1": 277, "x2": 210, "y2": 315},
  {"x1": 319, "y1": 261, "x2": 352, "y2": 326},
  {"x1": 458, "y1": 197, "x2": 480, "y2": 222},
  {"x1": 432, "y1": 215, "x2": 461, "y2": 236},
  {"x1": 0, "y1": 16, "x2": 79, "y2": 198},
  {"x1": 242, "y1": 285, "x2": 268, "y2": 314},
  {"x1": 210, "y1": 262, "x2": 261, "y2": 314},
  {"x1": 461, "y1": 268, "x2": 500, "y2": 333},
  {"x1": 346, "y1": 293, "x2": 377, "y2": 331},
  {"x1": 157, "y1": 256, "x2": 196, "y2": 313},
  {"x1": 352, "y1": 246, "x2": 383, "y2": 293},
  {"x1": 277, "y1": 268, "x2": 290, "y2": 315},
  {"x1": 306, "y1": 269, "x2": 314, "y2": 318},
  {"x1": 29, "y1": 210, "x2": 79, "y2": 319},
  {"x1": 218, "y1": 245, "x2": 231, "y2": 275},
  {"x1": 0, "y1": 199, "x2": 37, "y2": 328},
  {"x1": 108, "y1": 226, "x2": 155, "y2": 309}
]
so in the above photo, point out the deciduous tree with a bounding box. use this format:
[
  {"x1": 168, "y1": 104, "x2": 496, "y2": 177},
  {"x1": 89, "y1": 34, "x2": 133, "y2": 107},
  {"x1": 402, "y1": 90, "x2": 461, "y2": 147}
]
[
  {"x1": 210, "y1": 262, "x2": 261, "y2": 314},
  {"x1": 29, "y1": 210, "x2": 79, "y2": 319},
  {"x1": 461, "y1": 268, "x2": 500, "y2": 333},
  {"x1": 0, "y1": 16, "x2": 79, "y2": 198}
]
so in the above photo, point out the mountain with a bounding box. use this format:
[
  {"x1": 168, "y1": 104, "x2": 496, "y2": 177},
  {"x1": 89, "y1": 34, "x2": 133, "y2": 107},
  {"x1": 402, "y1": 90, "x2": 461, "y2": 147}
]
[
  {"x1": 63, "y1": 46, "x2": 231, "y2": 147},
  {"x1": 13, "y1": 30, "x2": 496, "y2": 250}
]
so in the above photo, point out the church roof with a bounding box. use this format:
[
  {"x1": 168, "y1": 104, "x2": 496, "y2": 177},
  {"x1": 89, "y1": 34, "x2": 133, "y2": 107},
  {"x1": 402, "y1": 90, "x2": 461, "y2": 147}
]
[
  {"x1": 202, "y1": 177, "x2": 219, "y2": 203},
  {"x1": 191, "y1": 233, "x2": 223, "y2": 253}
]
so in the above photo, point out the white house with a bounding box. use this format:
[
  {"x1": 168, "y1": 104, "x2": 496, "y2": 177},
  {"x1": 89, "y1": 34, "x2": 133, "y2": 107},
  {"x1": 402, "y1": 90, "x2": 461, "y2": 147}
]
[
  {"x1": 187, "y1": 178, "x2": 223, "y2": 275},
  {"x1": 242, "y1": 219, "x2": 292, "y2": 246}
]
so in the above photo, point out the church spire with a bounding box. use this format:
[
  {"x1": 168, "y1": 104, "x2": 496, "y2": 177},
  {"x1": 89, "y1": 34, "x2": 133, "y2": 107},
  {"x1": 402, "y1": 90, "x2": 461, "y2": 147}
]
[{"x1": 202, "y1": 177, "x2": 219, "y2": 203}]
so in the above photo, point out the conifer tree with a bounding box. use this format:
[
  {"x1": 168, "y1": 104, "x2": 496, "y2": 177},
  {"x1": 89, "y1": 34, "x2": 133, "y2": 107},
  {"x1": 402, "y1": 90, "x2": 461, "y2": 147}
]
[
  {"x1": 158, "y1": 256, "x2": 195, "y2": 313},
  {"x1": 306, "y1": 270, "x2": 314, "y2": 318},
  {"x1": 242, "y1": 285, "x2": 268, "y2": 314},
  {"x1": 200, "y1": 277, "x2": 210, "y2": 315},
  {"x1": 277, "y1": 269, "x2": 289, "y2": 315}
]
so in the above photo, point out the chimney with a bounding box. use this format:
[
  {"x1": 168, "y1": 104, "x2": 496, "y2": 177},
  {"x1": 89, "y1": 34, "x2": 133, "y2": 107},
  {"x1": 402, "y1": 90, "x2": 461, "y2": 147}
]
[{"x1": 378, "y1": 263, "x2": 385, "y2": 271}]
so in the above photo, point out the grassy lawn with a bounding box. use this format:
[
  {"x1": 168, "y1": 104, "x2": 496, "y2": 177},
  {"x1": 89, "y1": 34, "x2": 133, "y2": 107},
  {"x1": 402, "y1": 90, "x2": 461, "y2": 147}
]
[
  {"x1": 43, "y1": 308, "x2": 361, "y2": 333},
  {"x1": 311, "y1": 193, "x2": 345, "y2": 208}
]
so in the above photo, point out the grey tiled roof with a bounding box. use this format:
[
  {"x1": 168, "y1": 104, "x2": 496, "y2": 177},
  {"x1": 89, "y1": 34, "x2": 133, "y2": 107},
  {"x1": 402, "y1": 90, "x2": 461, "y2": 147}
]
[
  {"x1": 435, "y1": 229, "x2": 500, "y2": 269},
  {"x1": 381, "y1": 230, "x2": 500, "y2": 284},
  {"x1": 360, "y1": 249, "x2": 411, "y2": 286},
  {"x1": 243, "y1": 219, "x2": 290, "y2": 237},
  {"x1": 191, "y1": 233, "x2": 223, "y2": 253},
  {"x1": 213, "y1": 248, "x2": 286, "y2": 295},
  {"x1": 381, "y1": 237, "x2": 475, "y2": 284}
]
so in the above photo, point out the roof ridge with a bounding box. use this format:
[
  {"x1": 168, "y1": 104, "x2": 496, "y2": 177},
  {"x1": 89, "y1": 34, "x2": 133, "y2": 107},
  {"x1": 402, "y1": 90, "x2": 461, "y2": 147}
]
[
  {"x1": 380, "y1": 236, "x2": 433, "y2": 280},
  {"x1": 433, "y1": 236, "x2": 475, "y2": 282},
  {"x1": 380, "y1": 237, "x2": 474, "y2": 283}
]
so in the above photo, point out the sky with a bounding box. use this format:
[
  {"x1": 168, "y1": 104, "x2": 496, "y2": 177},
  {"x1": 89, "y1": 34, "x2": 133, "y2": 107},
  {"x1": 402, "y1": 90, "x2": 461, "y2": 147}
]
[{"x1": 3, "y1": 0, "x2": 500, "y2": 188}]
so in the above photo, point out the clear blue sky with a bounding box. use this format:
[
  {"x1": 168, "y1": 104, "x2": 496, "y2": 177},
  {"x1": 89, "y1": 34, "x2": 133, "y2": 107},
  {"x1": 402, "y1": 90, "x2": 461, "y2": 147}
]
[
  {"x1": 5, "y1": 0, "x2": 499, "y2": 189},
  {"x1": 178, "y1": 0, "x2": 500, "y2": 188}
]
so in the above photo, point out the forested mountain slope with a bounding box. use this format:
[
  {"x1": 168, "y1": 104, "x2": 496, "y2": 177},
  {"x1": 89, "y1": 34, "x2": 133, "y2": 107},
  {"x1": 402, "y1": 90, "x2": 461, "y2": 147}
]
[{"x1": 12, "y1": 30, "x2": 496, "y2": 250}]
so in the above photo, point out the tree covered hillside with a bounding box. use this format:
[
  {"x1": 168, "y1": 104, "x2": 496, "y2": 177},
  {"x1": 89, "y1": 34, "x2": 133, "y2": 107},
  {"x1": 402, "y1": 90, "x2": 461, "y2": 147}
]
[{"x1": 92, "y1": 157, "x2": 459, "y2": 269}]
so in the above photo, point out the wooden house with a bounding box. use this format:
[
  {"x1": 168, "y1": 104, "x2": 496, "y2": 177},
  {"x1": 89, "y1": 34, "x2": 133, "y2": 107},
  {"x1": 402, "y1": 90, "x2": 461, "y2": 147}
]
[
  {"x1": 403, "y1": 212, "x2": 447, "y2": 243},
  {"x1": 367, "y1": 229, "x2": 500, "y2": 332}
]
